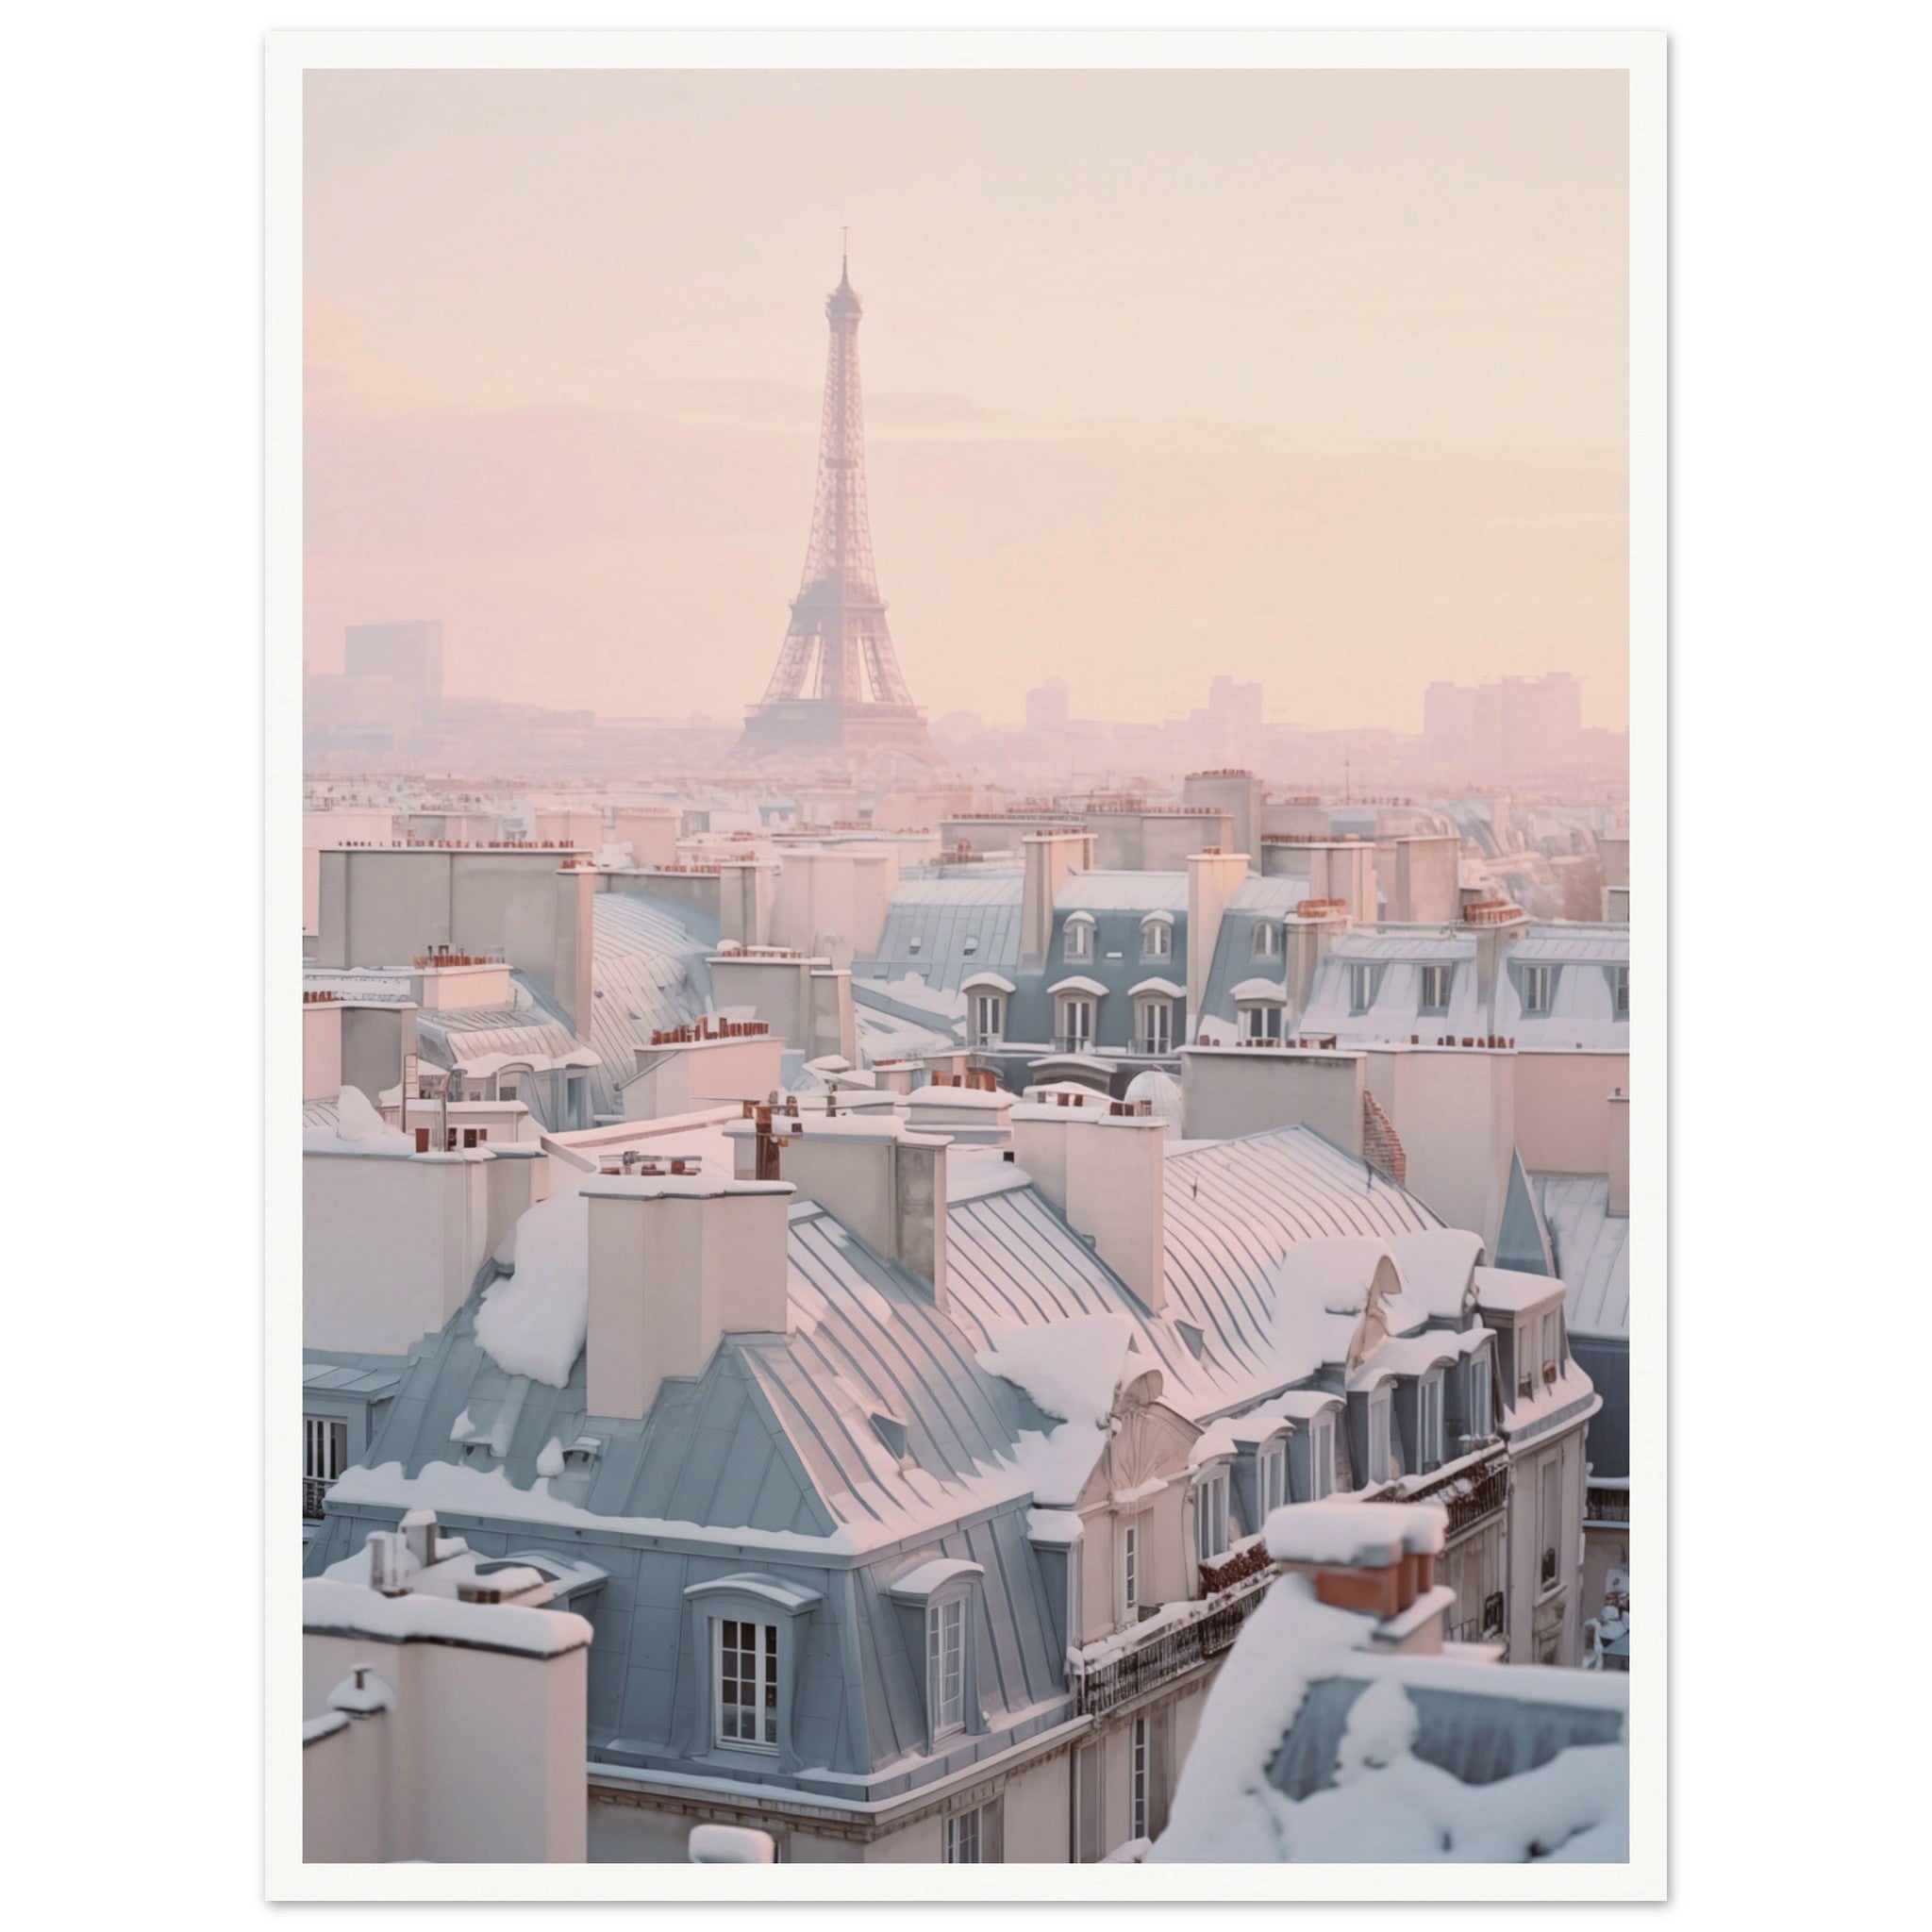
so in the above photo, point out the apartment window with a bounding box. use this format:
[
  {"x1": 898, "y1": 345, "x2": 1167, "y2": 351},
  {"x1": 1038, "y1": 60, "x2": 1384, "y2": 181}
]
[
  {"x1": 1542, "y1": 1310, "x2": 1562, "y2": 1380},
  {"x1": 1419, "y1": 963, "x2": 1453, "y2": 1012},
  {"x1": 303, "y1": 1416, "x2": 346, "y2": 1520},
  {"x1": 1369, "y1": 1395, "x2": 1393, "y2": 1483},
  {"x1": 925, "y1": 1597, "x2": 965, "y2": 1740},
  {"x1": 1310, "y1": 1418, "x2": 1336, "y2": 1500},
  {"x1": 1137, "y1": 997, "x2": 1173, "y2": 1056},
  {"x1": 1252, "y1": 921, "x2": 1281, "y2": 959},
  {"x1": 1539, "y1": 1458, "x2": 1563, "y2": 1592},
  {"x1": 1348, "y1": 962, "x2": 1380, "y2": 1014},
  {"x1": 1072, "y1": 1739, "x2": 1106, "y2": 1862},
  {"x1": 1194, "y1": 1470, "x2": 1230, "y2": 1566},
  {"x1": 1521, "y1": 963, "x2": 1554, "y2": 1015},
  {"x1": 304, "y1": 1415, "x2": 346, "y2": 1483},
  {"x1": 1141, "y1": 917, "x2": 1172, "y2": 959},
  {"x1": 943, "y1": 1800, "x2": 1001, "y2": 1863},
  {"x1": 713, "y1": 1618, "x2": 779, "y2": 1751},
  {"x1": 1058, "y1": 995, "x2": 1095, "y2": 1051},
  {"x1": 1258, "y1": 1441, "x2": 1289, "y2": 1517},
  {"x1": 971, "y1": 991, "x2": 1005, "y2": 1046},
  {"x1": 1129, "y1": 1707, "x2": 1170, "y2": 1843},
  {"x1": 1240, "y1": 1003, "x2": 1282, "y2": 1041},
  {"x1": 1614, "y1": 965, "x2": 1630, "y2": 1016},
  {"x1": 1064, "y1": 918, "x2": 1093, "y2": 961},
  {"x1": 1121, "y1": 1519, "x2": 1141, "y2": 1617},
  {"x1": 1470, "y1": 1358, "x2": 1492, "y2": 1440},
  {"x1": 1418, "y1": 1374, "x2": 1442, "y2": 1472}
]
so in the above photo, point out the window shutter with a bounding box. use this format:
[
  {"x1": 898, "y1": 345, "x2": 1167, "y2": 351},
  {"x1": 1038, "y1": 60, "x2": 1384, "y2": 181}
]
[
  {"x1": 1148, "y1": 1703, "x2": 1173, "y2": 1841},
  {"x1": 1074, "y1": 1740, "x2": 1104, "y2": 1861}
]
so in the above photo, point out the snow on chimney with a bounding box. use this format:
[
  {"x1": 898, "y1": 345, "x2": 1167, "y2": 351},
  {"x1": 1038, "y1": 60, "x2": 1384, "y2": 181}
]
[
  {"x1": 1267, "y1": 1501, "x2": 1450, "y2": 1652},
  {"x1": 584, "y1": 1169, "x2": 793, "y2": 1420}
]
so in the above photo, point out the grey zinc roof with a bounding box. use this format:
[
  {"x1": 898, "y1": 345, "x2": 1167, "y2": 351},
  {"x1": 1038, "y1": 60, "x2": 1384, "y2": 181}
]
[
  {"x1": 1508, "y1": 925, "x2": 1632, "y2": 963},
  {"x1": 1533, "y1": 1174, "x2": 1630, "y2": 1340},
  {"x1": 586, "y1": 893, "x2": 720, "y2": 1112},
  {"x1": 943, "y1": 1127, "x2": 1441, "y2": 1422},
  {"x1": 865, "y1": 877, "x2": 1022, "y2": 994},
  {"x1": 1058, "y1": 871, "x2": 1190, "y2": 912},
  {"x1": 304, "y1": 1198, "x2": 1073, "y2": 1788},
  {"x1": 303, "y1": 1356, "x2": 407, "y2": 1397},
  {"x1": 318, "y1": 1203, "x2": 1054, "y2": 1557},
  {"x1": 1199, "y1": 878, "x2": 1312, "y2": 1024}
]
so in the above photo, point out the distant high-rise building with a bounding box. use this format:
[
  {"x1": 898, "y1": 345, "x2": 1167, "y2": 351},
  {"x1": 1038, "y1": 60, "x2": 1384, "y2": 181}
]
[
  {"x1": 344, "y1": 621, "x2": 443, "y2": 703},
  {"x1": 733, "y1": 255, "x2": 939, "y2": 770},
  {"x1": 1425, "y1": 672, "x2": 1584, "y2": 776},
  {"x1": 1025, "y1": 677, "x2": 1070, "y2": 731}
]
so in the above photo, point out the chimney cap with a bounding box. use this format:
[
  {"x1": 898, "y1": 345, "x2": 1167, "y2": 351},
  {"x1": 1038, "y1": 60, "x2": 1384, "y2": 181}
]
[{"x1": 1266, "y1": 1500, "x2": 1446, "y2": 1567}]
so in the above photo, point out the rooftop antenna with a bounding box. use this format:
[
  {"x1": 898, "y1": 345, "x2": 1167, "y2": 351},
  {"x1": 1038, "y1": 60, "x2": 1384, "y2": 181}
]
[{"x1": 841, "y1": 225, "x2": 849, "y2": 278}]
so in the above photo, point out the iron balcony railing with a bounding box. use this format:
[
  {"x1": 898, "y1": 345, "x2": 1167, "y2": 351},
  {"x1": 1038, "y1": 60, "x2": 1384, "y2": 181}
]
[
  {"x1": 1586, "y1": 1484, "x2": 1630, "y2": 1525},
  {"x1": 1068, "y1": 1564, "x2": 1276, "y2": 1719},
  {"x1": 1133, "y1": 1036, "x2": 1175, "y2": 1057},
  {"x1": 303, "y1": 1476, "x2": 335, "y2": 1522},
  {"x1": 1448, "y1": 1596, "x2": 1508, "y2": 1646},
  {"x1": 1374, "y1": 1444, "x2": 1508, "y2": 1539},
  {"x1": 1052, "y1": 1035, "x2": 1096, "y2": 1056}
]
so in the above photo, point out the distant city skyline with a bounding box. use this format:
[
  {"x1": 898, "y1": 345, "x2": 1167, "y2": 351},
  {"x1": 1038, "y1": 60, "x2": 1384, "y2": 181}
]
[{"x1": 306, "y1": 68, "x2": 1628, "y2": 734}]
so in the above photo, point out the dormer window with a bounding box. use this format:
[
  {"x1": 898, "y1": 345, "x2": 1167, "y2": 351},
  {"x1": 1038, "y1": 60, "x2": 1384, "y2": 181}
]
[
  {"x1": 1135, "y1": 994, "x2": 1174, "y2": 1056},
  {"x1": 926, "y1": 1596, "x2": 965, "y2": 1740},
  {"x1": 1368, "y1": 1392, "x2": 1394, "y2": 1483},
  {"x1": 1521, "y1": 963, "x2": 1554, "y2": 1015},
  {"x1": 1240, "y1": 1002, "x2": 1282, "y2": 1042},
  {"x1": 1258, "y1": 1440, "x2": 1288, "y2": 1517},
  {"x1": 1614, "y1": 965, "x2": 1629, "y2": 1016},
  {"x1": 1056, "y1": 993, "x2": 1096, "y2": 1054},
  {"x1": 1541, "y1": 1310, "x2": 1562, "y2": 1382},
  {"x1": 971, "y1": 991, "x2": 1005, "y2": 1047},
  {"x1": 1309, "y1": 1417, "x2": 1336, "y2": 1500},
  {"x1": 1141, "y1": 914, "x2": 1173, "y2": 960},
  {"x1": 1251, "y1": 922, "x2": 1281, "y2": 960},
  {"x1": 1469, "y1": 1359, "x2": 1492, "y2": 1441},
  {"x1": 1348, "y1": 963, "x2": 1380, "y2": 1014},
  {"x1": 1193, "y1": 1469, "x2": 1230, "y2": 1566},
  {"x1": 1064, "y1": 915, "x2": 1094, "y2": 961},
  {"x1": 1420, "y1": 963, "x2": 1453, "y2": 1013},
  {"x1": 1418, "y1": 1372, "x2": 1443, "y2": 1474}
]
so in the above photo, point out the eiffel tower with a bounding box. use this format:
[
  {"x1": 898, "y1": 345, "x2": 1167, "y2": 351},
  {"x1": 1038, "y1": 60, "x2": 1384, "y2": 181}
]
[{"x1": 732, "y1": 252, "x2": 941, "y2": 769}]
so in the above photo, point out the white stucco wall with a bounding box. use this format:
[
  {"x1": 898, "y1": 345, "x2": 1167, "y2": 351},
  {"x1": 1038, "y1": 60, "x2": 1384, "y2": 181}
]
[{"x1": 303, "y1": 1147, "x2": 492, "y2": 1355}]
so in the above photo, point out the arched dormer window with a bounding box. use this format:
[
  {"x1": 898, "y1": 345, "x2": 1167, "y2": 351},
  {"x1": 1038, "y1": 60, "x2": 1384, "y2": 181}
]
[
  {"x1": 1063, "y1": 911, "x2": 1095, "y2": 961},
  {"x1": 1251, "y1": 920, "x2": 1281, "y2": 960},
  {"x1": 1140, "y1": 910, "x2": 1174, "y2": 960}
]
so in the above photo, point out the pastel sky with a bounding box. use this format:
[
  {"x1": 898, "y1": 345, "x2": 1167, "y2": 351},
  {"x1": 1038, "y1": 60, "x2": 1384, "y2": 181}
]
[{"x1": 305, "y1": 68, "x2": 1628, "y2": 730}]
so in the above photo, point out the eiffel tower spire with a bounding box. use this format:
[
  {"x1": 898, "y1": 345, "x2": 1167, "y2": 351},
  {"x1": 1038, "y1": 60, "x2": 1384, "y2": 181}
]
[{"x1": 734, "y1": 251, "x2": 939, "y2": 769}]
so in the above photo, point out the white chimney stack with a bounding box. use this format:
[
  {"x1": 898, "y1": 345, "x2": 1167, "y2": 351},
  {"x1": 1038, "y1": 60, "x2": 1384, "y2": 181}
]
[
  {"x1": 1021, "y1": 832, "x2": 1096, "y2": 969},
  {"x1": 1187, "y1": 848, "x2": 1252, "y2": 1024},
  {"x1": 1016, "y1": 1107, "x2": 1169, "y2": 1314},
  {"x1": 585, "y1": 1173, "x2": 793, "y2": 1421}
]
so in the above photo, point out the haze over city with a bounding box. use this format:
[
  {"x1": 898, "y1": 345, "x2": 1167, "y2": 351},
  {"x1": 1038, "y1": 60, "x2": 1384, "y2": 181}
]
[{"x1": 305, "y1": 67, "x2": 1628, "y2": 735}]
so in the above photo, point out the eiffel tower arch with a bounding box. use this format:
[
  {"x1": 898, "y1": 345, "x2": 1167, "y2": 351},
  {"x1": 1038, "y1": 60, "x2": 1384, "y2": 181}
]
[{"x1": 732, "y1": 256, "x2": 942, "y2": 772}]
